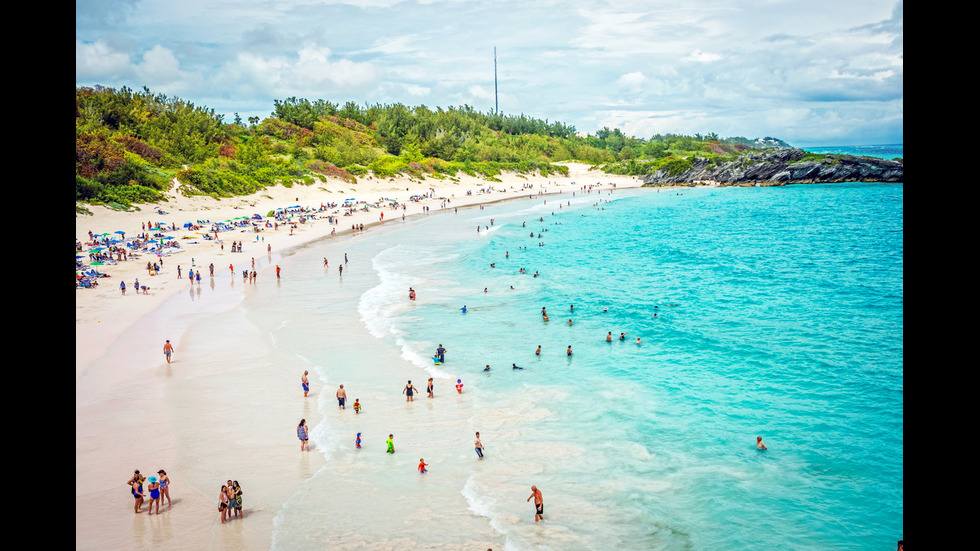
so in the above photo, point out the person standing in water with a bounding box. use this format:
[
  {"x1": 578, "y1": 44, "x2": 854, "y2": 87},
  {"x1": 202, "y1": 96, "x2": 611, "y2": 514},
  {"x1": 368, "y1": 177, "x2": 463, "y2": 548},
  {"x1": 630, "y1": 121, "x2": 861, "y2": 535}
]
[
  {"x1": 427, "y1": 378, "x2": 434, "y2": 398},
  {"x1": 535, "y1": 345, "x2": 541, "y2": 356},
  {"x1": 297, "y1": 419, "x2": 310, "y2": 451},
  {"x1": 527, "y1": 485, "x2": 544, "y2": 522},
  {"x1": 302, "y1": 371, "x2": 310, "y2": 397},
  {"x1": 474, "y1": 432, "x2": 485, "y2": 460},
  {"x1": 403, "y1": 380, "x2": 417, "y2": 402},
  {"x1": 757, "y1": 436, "x2": 768, "y2": 450},
  {"x1": 336, "y1": 385, "x2": 347, "y2": 409},
  {"x1": 386, "y1": 434, "x2": 395, "y2": 453}
]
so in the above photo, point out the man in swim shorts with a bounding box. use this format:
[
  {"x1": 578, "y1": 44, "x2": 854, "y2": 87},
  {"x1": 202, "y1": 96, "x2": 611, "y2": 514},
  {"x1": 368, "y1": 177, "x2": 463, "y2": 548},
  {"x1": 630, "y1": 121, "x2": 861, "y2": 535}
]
[
  {"x1": 527, "y1": 485, "x2": 544, "y2": 522},
  {"x1": 163, "y1": 340, "x2": 174, "y2": 364},
  {"x1": 336, "y1": 384, "x2": 347, "y2": 409},
  {"x1": 302, "y1": 371, "x2": 310, "y2": 397}
]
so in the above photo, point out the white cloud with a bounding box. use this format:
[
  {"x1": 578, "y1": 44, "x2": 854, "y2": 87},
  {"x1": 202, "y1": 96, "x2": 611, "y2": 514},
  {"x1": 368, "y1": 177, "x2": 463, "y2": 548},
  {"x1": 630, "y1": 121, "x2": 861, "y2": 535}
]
[
  {"x1": 617, "y1": 71, "x2": 647, "y2": 91},
  {"x1": 76, "y1": 40, "x2": 131, "y2": 79}
]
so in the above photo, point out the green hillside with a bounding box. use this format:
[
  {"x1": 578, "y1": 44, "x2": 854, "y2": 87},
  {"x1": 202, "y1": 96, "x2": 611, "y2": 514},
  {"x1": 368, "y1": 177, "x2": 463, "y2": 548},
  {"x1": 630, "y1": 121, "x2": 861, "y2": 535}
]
[{"x1": 76, "y1": 86, "x2": 789, "y2": 209}]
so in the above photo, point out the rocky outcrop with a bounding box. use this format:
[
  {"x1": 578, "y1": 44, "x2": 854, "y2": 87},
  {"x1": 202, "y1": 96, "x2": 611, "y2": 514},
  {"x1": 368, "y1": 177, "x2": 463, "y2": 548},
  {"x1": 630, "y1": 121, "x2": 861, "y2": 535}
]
[{"x1": 641, "y1": 148, "x2": 903, "y2": 187}]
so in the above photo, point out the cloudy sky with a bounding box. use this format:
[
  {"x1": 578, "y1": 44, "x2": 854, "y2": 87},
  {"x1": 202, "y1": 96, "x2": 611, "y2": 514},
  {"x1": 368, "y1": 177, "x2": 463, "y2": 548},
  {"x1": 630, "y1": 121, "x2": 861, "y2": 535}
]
[{"x1": 76, "y1": 0, "x2": 902, "y2": 146}]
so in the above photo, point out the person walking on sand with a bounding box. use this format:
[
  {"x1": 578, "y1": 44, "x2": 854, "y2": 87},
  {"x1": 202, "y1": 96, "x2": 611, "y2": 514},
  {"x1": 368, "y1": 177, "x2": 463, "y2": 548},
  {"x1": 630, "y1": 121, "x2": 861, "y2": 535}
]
[
  {"x1": 527, "y1": 485, "x2": 544, "y2": 522},
  {"x1": 298, "y1": 419, "x2": 310, "y2": 451},
  {"x1": 474, "y1": 432, "x2": 485, "y2": 460},
  {"x1": 336, "y1": 384, "x2": 347, "y2": 409},
  {"x1": 163, "y1": 340, "x2": 175, "y2": 364},
  {"x1": 302, "y1": 371, "x2": 310, "y2": 397},
  {"x1": 403, "y1": 380, "x2": 417, "y2": 402},
  {"x1": 157, "y1": 470, "x2": 171, "y2": 508}
]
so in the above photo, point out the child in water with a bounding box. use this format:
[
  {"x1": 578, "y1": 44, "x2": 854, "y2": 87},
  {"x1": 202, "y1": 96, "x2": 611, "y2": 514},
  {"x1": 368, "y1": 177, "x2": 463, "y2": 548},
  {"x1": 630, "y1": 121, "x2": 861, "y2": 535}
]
[
  {"x1": 353, "y1": 399, "x2": 361, "y2": 414},
  {"x1": 456, "y1": 379, "x2": 464, "y2": 393},
  {"x1": 356, "y1": 433, "x2": 361, "y2": 449},
  {"x1": 418, "y1": 458, "x2": 428, "y2": 474}
]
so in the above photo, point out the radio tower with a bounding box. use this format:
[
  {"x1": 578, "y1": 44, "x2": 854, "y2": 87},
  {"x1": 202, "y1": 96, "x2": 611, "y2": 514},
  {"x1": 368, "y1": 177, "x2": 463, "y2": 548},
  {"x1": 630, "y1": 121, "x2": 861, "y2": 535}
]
[{"x1": 494, "y1": 47, "x2": 499, "y2": 114}]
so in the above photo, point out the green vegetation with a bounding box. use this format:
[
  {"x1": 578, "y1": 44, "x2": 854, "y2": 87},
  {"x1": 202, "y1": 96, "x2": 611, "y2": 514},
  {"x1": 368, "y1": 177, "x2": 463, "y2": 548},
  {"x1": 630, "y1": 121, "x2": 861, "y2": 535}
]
[{"x1": 76, "y1": 86, "x2": 786, "y2": 208}]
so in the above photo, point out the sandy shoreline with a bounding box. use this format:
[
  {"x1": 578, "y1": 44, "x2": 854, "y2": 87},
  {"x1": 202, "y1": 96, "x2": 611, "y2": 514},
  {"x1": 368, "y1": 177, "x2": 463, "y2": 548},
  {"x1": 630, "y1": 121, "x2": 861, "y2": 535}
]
[{"x1": 76, "y1": 164, "x2": 643, "y2": 549}]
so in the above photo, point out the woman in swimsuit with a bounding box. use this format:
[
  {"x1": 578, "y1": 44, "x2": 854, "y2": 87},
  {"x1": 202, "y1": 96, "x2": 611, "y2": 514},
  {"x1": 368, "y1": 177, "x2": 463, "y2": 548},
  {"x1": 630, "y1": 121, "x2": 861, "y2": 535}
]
[
  {"x1": 403, "y1": 380, "x2": 416, "y2": 402},
  {"x1": 157, "y1": 470, "x2": 171, "y2": 508},
  {"x1": 128, "y1": 470, "x2": 145, "y2": 513},
  {"x1": 219, "y1": 485, "x2": 230, "y2": 523},
  {"x1": 233, "y1": 481, "x2": 244, "y2": 518},
  {"x1": 146, "y1": 476, "x2": 161, "y2": 515},
  {"x1": 427, "y1": 378, "x2": 434, "y2": 398},
  {"x1": 298, "y1": 419, "x2": 310, "y2": 451}
]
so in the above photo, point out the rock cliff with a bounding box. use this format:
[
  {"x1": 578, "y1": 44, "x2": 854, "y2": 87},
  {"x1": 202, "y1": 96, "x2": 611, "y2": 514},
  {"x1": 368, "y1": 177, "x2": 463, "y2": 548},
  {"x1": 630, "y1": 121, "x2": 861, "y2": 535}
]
[{"x1": 641, "y1": 148, "x2": 903, "y2": 187}]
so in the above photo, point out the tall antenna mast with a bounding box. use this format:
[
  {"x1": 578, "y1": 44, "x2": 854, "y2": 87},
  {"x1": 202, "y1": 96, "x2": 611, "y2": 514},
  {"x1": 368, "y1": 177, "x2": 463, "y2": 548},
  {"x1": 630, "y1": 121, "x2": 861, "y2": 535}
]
[{"x1": 494, "y1": 47, "x2": 499, "y2": 114}]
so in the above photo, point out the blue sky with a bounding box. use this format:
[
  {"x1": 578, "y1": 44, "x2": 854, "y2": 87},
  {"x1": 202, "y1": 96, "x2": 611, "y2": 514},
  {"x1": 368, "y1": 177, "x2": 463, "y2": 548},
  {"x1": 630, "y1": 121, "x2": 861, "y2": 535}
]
[{"x1": 76, "y1": 0, "x2": 902, "y2": 147}]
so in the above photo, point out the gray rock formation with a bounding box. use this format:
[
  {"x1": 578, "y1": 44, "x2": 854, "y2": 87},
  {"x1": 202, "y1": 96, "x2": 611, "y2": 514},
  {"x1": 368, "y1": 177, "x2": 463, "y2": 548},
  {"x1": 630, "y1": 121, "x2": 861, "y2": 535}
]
[{"x1": 642, "y1": 148, "x2": 903, "y2": 187}]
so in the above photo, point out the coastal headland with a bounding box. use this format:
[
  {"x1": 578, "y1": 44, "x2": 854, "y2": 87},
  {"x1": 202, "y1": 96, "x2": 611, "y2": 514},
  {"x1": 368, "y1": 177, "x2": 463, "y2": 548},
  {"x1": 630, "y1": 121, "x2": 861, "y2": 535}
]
[{"x1": 642, "y1": 147, "x2": 904, "y2": 187}]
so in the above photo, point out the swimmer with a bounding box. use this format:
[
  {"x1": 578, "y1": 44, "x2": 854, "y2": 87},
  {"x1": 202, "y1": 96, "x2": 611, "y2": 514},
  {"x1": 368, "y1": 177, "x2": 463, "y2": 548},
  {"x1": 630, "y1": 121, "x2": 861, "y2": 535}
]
[
  {"x1": 619, "y1": 332, "x2": 627, "y2": 341},
  {"x1": 461, "y1": 305, "x2": 467, "y2": 313},
  {"x1": 567, "y1": 319, "x2": 573, "y2": 325},
  {"x1": 543, "y1": 314, "x2": 550, "y2": 322},
  {"x1": 566, "y1": 345, "x2": 573, "y2": 356},
  {"x1": 535, "y1": 345, "x2": 541, "y2": 356},
  {"x1": 484, "y1": 364, "x2": 491, "y2": 372},
  {"x1": 636, "y1": 337, "x2": 642, "y2": 344},
  {"x1": 512, "y1": 363, "x2": 524, "y2": 370},
  {"x1": 757, "y1": 436, "x2": 767, "y2": 450},
  {"x1": 606, "y1": 332, "x2": 613, "y2": 342}
]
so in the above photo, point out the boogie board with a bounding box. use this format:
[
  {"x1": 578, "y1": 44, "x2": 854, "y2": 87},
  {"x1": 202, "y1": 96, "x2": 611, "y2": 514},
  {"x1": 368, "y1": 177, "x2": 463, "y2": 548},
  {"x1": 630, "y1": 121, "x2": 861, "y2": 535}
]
[{"x1": 432, "y1": 356, "x2": 442, "y2": 365}]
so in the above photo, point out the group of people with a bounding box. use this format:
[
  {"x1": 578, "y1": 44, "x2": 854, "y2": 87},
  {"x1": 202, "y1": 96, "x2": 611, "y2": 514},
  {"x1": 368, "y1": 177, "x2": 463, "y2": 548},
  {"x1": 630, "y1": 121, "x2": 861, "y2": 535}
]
[
  {"x1": 218, "y1": 480, "x2": 244, "y2": 523},
  {"x1": 127, "y1": 469, "x2": 171, "y2": 515}
]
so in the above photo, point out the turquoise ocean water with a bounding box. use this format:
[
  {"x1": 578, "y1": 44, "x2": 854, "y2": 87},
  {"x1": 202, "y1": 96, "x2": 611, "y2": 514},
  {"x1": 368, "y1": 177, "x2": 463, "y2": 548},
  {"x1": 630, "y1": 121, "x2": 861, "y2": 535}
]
[{"x1": 175, "y1": 145, "x2": 902, "y2": 549}]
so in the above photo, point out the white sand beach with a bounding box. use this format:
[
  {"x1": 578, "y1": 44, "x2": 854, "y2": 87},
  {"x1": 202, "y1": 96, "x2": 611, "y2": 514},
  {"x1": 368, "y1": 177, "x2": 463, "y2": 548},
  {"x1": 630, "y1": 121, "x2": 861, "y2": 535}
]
[{"x1": 75, "y1": 164, "x2": 643, "y2": 550}]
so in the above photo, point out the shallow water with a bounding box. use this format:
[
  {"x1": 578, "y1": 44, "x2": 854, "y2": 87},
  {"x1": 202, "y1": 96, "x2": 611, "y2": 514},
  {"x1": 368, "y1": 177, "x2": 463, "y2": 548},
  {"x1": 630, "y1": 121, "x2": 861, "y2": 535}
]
[{"x1": 167, "y1": 175, "x2": 903, "y2": 549}]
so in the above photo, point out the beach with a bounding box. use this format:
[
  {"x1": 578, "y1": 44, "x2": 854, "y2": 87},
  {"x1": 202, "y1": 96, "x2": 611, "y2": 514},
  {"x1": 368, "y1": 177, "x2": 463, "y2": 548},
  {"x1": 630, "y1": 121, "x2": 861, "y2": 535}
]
[
  {"x1": 77, "y1": 169, "x2": 903, "y2": 550},
  {"x1": 75, "y1": 164, "x2": 644, "y2": 550}
]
